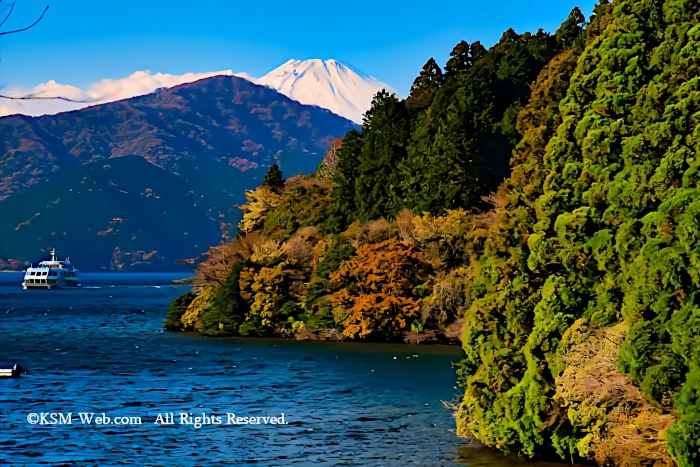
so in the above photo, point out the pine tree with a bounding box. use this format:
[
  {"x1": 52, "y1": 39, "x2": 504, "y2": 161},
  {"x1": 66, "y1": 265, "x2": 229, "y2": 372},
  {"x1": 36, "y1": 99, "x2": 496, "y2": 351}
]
[
  {"x1": 327, "y1": 129, "x2": 363, "y2": 230},
  {"x1": 330, "y1": 91, "x2": 410, "y2": 226},
  {"x1": 555, "y1": 6, "x2": 586, "y2": 49},
  {"x1": 469, "y1": 41, "x2": 487, "y2": 63},
  {"x1": 354, "y1": 91, "x2": 410, "y2": 221},
  {"x1": 406, "y1": 58, "x2": 444, "y2": 110},
  {"x1": 200, "y1": 261, "x2": 248, "y2": 336},
  {"x1": 262, "y1": 163, "x2": 285, "y2": 191},
  {"x1": 445, "y1": 40, "x2": 471, "y2": 77}
]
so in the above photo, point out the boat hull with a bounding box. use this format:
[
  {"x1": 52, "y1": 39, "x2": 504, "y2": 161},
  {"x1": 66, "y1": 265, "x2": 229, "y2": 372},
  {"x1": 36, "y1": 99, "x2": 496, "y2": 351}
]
[{"x1": 22, "y1": 281, "x2": 81, "y2": 290}]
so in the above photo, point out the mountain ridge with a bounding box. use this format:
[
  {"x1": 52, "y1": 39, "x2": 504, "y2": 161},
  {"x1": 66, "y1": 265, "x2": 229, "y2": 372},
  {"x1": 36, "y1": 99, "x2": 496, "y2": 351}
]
[
  {"x1": 0, "y1": 74, "x2": 355, "y2": 270},
  {"x1": 1, "y1": 59, "x2": 395, "y2": 124}
]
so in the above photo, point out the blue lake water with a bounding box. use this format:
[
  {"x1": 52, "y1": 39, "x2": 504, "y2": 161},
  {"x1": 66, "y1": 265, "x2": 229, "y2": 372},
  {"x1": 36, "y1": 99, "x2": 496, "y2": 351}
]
[{"x1": 0, "y1": 272, "x2": 558, "y2": 466}]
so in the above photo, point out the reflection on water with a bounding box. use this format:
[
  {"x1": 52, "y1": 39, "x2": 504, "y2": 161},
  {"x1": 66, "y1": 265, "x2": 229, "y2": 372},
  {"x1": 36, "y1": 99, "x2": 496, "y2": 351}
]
[{"x1": 0, "y1": 273, "x2": 565, "y2": 466}]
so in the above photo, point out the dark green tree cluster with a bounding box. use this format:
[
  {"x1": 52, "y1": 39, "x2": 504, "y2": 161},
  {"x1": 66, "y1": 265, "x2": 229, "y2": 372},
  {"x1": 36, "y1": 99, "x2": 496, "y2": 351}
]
[
  {"x1": 200, "y1": 261, "x2": 249, "y2": 336},
  {"x1": 301, "y1": 235, "x2": 357, "y2": 332},
  {"x1": 262, "y1": 163, "x2": 285, "y2": 191},
  {"x1": 329, "y1": 11, "x2": 588, "y2": 228},
  {"x1": 164, "y1": 291, "x2": 197, "y2": 331}
]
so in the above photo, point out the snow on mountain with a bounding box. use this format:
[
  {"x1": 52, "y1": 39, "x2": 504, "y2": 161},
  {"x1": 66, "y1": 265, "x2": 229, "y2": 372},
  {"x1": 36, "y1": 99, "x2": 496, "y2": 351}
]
[
  {"x1": 0, "y1": 59, "x2": 395, "y2": 124},
  {"x1": 255, "y1": 59, "x2": 395, "y2": 124}
]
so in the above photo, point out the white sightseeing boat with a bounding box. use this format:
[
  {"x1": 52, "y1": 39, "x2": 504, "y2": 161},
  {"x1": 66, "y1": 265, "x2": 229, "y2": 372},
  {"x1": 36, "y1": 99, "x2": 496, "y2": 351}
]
[{"x1": 22, "y1": 249, "x2": 81, "y2": 290}]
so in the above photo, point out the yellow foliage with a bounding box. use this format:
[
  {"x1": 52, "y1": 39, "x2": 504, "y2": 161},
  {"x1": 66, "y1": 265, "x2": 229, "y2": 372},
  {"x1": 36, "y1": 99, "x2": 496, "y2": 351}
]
[
  {"x1": 239, "y1": 260, "x2": 295, "y2": 330},
  {"x1": 250, "y1": 238, "x2": 283, "y2": 265},
  {"x1": 180, "y1": 287, "x2": 213, "y2": 331},
  {"x1": 397, "y1": 209, "x2": 478, "y2": 267},
  {"x1": 411, "y1": 209, "x2": 471, "y2": 244},
  {"x1": 238, "y1": 186, "x2": 284, "y2": 233}
]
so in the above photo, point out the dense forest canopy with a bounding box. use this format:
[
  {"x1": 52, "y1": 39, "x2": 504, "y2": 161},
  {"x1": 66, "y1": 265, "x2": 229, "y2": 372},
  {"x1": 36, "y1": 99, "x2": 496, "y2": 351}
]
[{"x1": 169, "y1": 1, "x2": 699, "y2": 465}]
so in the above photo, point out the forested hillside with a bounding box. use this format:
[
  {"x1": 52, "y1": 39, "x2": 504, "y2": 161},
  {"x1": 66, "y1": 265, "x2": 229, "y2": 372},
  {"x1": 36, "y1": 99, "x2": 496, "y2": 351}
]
[
  {"x1": 0, "y1": 75, "x2": 354, "y2": 270},
  {"x1": 167, "y1": 1, "x2": 699, "y2": 464}
]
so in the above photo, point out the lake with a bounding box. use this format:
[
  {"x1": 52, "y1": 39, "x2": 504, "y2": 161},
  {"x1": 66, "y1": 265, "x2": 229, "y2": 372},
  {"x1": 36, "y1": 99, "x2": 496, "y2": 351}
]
[{"x1": 0, "y1": 272, "x2": 559, "y2": 466}]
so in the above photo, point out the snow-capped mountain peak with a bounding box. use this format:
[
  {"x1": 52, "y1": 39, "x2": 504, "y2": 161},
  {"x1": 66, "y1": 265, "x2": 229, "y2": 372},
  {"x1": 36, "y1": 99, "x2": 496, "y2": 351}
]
[
  {"x1": 254, "y1": 59, "x2": 395, "y2": 124},
  {"x1": 0, "y1": 59, "x2": 395, "y2": 124}
]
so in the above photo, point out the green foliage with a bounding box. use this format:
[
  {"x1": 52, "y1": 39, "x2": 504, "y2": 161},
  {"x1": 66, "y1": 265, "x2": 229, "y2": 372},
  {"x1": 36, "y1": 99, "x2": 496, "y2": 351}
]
[
  {"x1": 353, "y1": 91, "x2": 410, "y2": 222},
  {"x1": 316, "y1": 235, "x2": 356, "y2": 279},
  {"x1": 445, "y1": 40, "x2": 472, "y2": 77},
  {"x1": 238, "y1": 320, "x2": 262, "y2": 337},
  {"x1": 555, "y1": 7, "x2": 586, "y2": 49},
  {"x1": 406, "y1": 58, "x2": 444, "y2": 110},
  {"x1": 262, "y1": 179, "x2": 334, "y2": 240},
  {"x1": 457, "y1": 0, "x2": 700, "y2": 464},
  {"x1": 262, "y1": 163, "x2": 285, "y2": 191},
  {"x1": 200, "y1": 261, "x2": 248, "y2": 336},
  {"x1": 331, "y1": 24, "x2": 568, "y2": 224},
  {"x1": 164, "y1": 291, "x2": 197, "y2": 331},
  {"x1": 668, "y1": 367, "x2": 700, "y2": 466},
  {"x1": 456, "y1": 16, "x2": 597, "y2": 459}
]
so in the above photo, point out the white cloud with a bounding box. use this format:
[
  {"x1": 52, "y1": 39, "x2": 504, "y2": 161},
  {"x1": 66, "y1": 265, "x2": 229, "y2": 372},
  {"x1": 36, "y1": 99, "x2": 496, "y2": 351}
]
[{"x1": 0, "y1": 70, "x2": 255, "y2": 117}]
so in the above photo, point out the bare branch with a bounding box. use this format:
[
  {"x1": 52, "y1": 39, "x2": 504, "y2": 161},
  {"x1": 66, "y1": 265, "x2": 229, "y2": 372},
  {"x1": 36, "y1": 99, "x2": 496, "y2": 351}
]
[
  {"x1": 0, "y1": 4, "x2": 48, "y2": 37},
  {"x1": 0, "y1": 2, "x2": 16, "y2": 30}
]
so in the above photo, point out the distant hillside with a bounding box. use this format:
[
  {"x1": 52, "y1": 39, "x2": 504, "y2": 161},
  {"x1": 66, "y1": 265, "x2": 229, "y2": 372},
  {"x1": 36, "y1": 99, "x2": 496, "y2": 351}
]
[
  {"x1": 0, "y1": 75, "x2": 354, "y2": 201},
  {"x1": 0, "y1": 75, "x2": 355, "y2": 270},
  {"x1": 0, "y1": 156, "x2": 223, "y2": 271}
]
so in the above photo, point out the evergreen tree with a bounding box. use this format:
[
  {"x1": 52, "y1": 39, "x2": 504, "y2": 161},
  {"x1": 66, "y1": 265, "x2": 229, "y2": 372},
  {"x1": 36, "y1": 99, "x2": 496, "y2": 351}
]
[
  {"x1": 555, "y1": 6, "x2": 586, "y2": 49},
  {"x1": 200, "y1": 261, "x2": 248, "y2": 336},
  {"x1": 327, "y1": 129, "x2": 363, "y2": 230},
  {"x1": 406, "y1": 58, "x2": 444, "y2": 110},
  {"x1": 330, "y1": 91, "x2": 410, "y2": 226},
  {"x1": 354, "y1": 91, "x2": 410, "y2": 221},
  {"x1": 262, "y1": 163, "x2": 285, "y2": 191},
  {"x1": 445, "y1": 40, "x2": 471, "y2": 77},
  {"x1": 164, "y1": 291, "x2": 197, "y2": 331},
  {"x1": 398, "y1": 27, "x2": 560, "y2": 216},
  {"x1": 469, "y1": 41, "x2": 487, "y2": 63}
]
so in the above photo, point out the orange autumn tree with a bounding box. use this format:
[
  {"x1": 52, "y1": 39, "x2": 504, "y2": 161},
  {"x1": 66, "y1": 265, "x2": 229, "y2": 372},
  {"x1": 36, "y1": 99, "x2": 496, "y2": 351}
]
[{"x1": 330, "y1": 238, "x2": 429, "y2": 339}]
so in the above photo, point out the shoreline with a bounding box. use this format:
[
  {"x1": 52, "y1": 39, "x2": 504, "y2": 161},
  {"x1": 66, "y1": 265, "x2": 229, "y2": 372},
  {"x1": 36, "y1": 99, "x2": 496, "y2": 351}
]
[{"x1": 175, "y1": 330, "x2": 464, "y2": 353}]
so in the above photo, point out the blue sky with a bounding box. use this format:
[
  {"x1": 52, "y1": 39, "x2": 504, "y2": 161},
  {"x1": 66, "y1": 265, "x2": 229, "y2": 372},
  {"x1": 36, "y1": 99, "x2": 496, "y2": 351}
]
[{"x1": 1, "y1": 0, "x2": 599, "y2": 95}]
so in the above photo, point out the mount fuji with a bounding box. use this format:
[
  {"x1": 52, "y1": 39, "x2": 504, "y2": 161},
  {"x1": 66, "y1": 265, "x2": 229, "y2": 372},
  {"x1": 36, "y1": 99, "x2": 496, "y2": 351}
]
[
  {"x1": 0, "y1": 59, "x2": 395, "y2": 124},
  {"x1": 254, "y1": 59, "x2": 396, "y2": 124}
]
